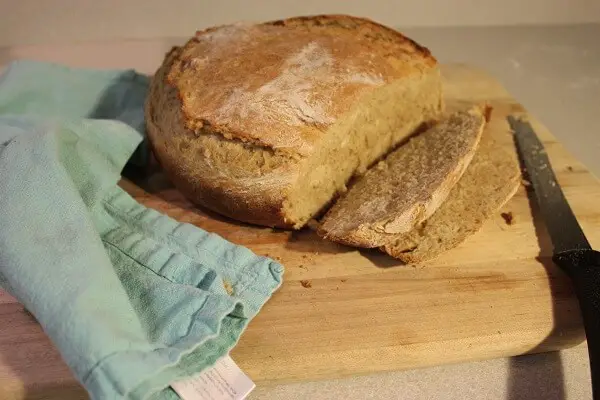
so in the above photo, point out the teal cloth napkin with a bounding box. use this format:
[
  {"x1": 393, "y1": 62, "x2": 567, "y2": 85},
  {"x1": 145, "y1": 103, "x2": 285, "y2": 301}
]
[{"x1": 0, "y1": 60, "x2": 283, "y2": 399}]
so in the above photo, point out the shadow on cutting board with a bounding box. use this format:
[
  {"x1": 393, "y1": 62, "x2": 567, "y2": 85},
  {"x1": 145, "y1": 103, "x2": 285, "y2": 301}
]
[{"x1": 506, "y1": 153, "x2": 585, "y2": 400}]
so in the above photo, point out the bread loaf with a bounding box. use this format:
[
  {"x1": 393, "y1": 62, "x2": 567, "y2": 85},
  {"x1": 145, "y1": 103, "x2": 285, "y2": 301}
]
[
  {"x1": 318, "y1": 107, "x2": 486, "y2": 247},
  {"x1": 145, "y1": 15, "x2": 443, "y2": 229},
  {"x1": 382, "y1": 126, "x2": 521, "y2": 263}
]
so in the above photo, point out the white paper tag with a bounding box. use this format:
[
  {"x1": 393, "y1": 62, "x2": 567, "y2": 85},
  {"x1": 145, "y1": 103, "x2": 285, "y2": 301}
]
[{"x1": 171, "y1": 355, "x2": 255, "y2": 400}]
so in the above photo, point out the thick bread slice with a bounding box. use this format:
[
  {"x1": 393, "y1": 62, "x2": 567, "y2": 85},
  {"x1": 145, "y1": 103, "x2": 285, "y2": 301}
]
[
  {"x1": 145, "y1": 14, "x2": 443, "y2": 229},
  {"x1": 381, "y1": 127, "x2": 521, "y2": 263},
  {"x1": 318, "y1": 107, "x2": 486, "y2": 247}
]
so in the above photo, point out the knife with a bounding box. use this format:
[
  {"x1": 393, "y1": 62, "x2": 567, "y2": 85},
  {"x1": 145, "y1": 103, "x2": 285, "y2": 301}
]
[{"x1": 508, "y1": 115, "x2": 600, "y2": 399}]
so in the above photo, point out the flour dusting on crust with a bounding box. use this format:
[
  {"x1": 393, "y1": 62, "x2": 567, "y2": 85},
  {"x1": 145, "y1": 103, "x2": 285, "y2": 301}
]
[
  {"x1": 168, "y1": 16, "x2": 436, "y2": 154},
  {"x1": 214, "y1": 41, "x2": 384, "y2": 128}
]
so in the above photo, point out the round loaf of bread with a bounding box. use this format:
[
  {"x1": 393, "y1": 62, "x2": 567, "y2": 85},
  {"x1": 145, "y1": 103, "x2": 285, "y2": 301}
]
[{"x1": 145, "y1": 14, "x2": 443, "y2": 229}]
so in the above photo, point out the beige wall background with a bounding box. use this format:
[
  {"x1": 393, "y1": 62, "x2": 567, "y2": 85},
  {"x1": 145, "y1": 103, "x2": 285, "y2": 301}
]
[{"x1": 1, "y1": 0, "x2": 600, "y2": 46}]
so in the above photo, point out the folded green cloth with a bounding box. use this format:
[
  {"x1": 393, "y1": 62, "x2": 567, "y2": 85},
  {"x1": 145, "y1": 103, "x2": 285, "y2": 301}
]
[{"x1": 0, "y1": 60, "x2": 283, "y2": 399}]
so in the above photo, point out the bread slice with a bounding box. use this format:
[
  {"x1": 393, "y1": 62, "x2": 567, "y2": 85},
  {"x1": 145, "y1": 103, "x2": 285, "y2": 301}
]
[
  {"x1": 145, "y1": 15, "x2": 443, "y2": 229},
  {"x1": 381, "y1": 127, "x2": 521, "y2": 263},
  {"x1": 318, "y1": 106, "x2": 486, "y2": 247}
]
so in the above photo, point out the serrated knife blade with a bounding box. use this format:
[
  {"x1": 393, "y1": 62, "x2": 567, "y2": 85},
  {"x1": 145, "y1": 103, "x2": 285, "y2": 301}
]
[
  {"x1": 508, "y1": 115, "x2": 600, "y2": 399},
  {"x1": 508, "y1": 116, "x2": 590, "y2": 253}
]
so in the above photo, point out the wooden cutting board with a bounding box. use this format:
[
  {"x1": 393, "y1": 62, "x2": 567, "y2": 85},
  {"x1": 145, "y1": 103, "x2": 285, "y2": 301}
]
[{"x1": 1, "y1": 63, "x2": 599, "y2": 399}]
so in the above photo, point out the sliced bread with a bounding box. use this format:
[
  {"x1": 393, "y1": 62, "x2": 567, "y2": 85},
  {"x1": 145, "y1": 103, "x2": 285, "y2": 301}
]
[
  {"x1": 317, "y1": 106, "x2": 487, "y2": 247},
  {"x1": 381, "y1": 126, "x2": 521, "y2": 263}
]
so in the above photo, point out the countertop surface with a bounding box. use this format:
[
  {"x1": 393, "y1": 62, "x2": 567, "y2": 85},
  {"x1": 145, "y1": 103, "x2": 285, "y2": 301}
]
[{"x1": 1, "y1": 23, "x2": 599, "y2": 400}]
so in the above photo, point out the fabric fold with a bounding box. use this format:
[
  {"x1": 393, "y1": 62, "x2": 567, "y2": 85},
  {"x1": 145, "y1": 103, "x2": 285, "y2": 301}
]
[{"x1": 0, "y1": 60, "x2": 283, "y2": 400}]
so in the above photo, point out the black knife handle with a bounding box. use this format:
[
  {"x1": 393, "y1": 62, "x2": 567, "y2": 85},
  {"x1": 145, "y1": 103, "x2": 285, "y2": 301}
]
[{"x1": 553, "y1": 249, "x2": 600, "y2": 399}]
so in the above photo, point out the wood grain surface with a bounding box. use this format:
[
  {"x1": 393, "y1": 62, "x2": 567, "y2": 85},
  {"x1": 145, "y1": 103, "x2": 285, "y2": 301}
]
[{"x1": 0, "y1": 64, "x2": 598, "y2": 399}]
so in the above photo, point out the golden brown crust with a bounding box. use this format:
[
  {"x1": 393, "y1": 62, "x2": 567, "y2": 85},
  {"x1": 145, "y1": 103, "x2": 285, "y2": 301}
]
[
  {"x1": 265, "y1": 15, "x2": 436, "y2": 62},
  {"x1": 145, "y1": 48, "x2": 298, "y2": 228},
  {"x1": 165, "y1": 14, "x2": 436, "y2": 156}
]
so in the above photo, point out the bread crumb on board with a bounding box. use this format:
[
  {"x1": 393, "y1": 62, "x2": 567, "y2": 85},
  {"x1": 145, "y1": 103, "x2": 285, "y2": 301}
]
[
  {"x1": 223, "y1": 280, "x2": 234, "y2": 295},
  {"x1": 567, "y1": 165, "x2": 574, "y2": 172},
  {"x1": 263, "y1": 252, "x2": 283, "y2": 262},
  {"x1": 521, "y1": 179, "x2": 531, "y2": 187},
  {"x1": 300, "y1": 280, "x2": 312, "y2": 289},
  {"x1": 482, "y1": 104, "x2": 493, "y2": 122},
  {"x1": 500, "y1": 212, "x2": 514, "y2": 225}
]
